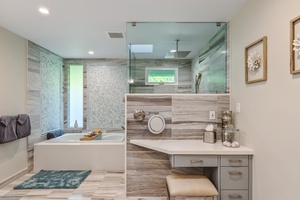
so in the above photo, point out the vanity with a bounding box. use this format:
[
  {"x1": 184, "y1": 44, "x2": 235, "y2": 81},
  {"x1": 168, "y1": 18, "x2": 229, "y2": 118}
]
[{"x1": 130, "y1": 140, "x2": 254, "y2": 200}]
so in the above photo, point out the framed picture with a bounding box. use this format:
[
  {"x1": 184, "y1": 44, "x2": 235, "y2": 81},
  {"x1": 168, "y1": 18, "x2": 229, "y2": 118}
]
[
  {"x1": 245, "y1": 36, "x2": 267, "y2": 84},
  {"x1": 290, "y1": 15, "x2": 300, "y2": 74}
]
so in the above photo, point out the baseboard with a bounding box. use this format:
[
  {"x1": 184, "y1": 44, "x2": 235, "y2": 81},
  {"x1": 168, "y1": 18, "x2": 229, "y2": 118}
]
[{"x1": 0, "y1": 168, "x2": 28, "y2": 189}]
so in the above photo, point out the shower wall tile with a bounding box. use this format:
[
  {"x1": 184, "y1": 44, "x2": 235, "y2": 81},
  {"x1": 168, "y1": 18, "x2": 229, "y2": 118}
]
[
  {"x1": 126, "y1": 94, "x2": 230, "y2": 197},
  {"x1": 130, "y1": 59, "x2": 192, "y2": 94},
  {"x1": 192, "y1": 24, "x2": 228, "y2": 94}
]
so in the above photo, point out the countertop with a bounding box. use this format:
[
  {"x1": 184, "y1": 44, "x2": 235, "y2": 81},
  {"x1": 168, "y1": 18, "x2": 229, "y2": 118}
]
[{"x1": 130, "y1": 139, "x2": 254, "y2": 155}]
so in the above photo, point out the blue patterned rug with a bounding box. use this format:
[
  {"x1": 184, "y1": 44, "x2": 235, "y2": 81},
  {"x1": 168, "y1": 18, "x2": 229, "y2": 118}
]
[{"x1": 14, "y1": 170, "x2": 91, "y2": 189}]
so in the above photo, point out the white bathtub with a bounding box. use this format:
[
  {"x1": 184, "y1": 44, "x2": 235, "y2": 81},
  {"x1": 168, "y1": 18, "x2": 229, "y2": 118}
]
[{"x1": 34, "y1": 133, "x2": 125, "y2": 172}]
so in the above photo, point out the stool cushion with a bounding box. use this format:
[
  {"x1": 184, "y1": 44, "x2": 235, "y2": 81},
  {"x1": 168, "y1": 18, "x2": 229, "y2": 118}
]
[{"x1": 166, "y1": 174, "x2": 218, "y2": 197}]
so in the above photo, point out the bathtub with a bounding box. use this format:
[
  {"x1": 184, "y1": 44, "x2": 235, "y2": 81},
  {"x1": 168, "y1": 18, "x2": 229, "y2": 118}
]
[{"x1": 34, "y1": 133, "x2": 125, "y2": 172}]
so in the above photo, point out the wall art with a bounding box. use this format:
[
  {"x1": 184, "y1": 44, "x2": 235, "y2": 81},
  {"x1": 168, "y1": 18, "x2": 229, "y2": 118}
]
[
  {"x1": 290, "y1": 15, "x2": 300, "y2": 74},
  {"x1": 245, "y1": 36, "x2": 267, "y2": 84}
]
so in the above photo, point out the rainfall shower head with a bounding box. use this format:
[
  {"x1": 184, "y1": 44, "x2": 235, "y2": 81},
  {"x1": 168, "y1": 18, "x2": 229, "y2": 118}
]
[{"x1": 165, "y1": 39, "x2": 191, "y2": 58}]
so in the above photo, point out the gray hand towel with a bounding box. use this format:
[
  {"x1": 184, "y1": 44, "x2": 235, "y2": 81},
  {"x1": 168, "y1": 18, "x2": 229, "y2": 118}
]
[
  {"x1": 0, "y1": 115, "x2": 18, "y2": 144},
  {"x1": 16, "y1": 114, "x2": 31, "y2": 139}
]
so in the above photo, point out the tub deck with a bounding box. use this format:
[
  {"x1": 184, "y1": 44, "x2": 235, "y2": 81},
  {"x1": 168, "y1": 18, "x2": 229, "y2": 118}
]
[{"x1": 34, "y1": 133, "x2": 125, "y2": 172}]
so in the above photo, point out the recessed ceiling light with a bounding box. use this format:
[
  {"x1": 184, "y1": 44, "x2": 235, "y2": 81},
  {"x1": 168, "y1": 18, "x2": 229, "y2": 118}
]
[
  {"x1": 88, "y1": 51, "x2": 94, "y2": 55},
  {"x1": 39, "y1": 7, "x2": 50, "y2": 14}
]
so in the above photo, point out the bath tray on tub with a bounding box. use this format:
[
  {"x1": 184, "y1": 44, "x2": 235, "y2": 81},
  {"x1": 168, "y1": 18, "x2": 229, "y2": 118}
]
[{"x1": 80, "y1": 129, "x2": 102, "y2": 141}]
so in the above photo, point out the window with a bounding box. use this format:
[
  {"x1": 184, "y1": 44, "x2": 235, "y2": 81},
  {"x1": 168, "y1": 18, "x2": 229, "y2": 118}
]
[
  {"x1": 69, "y1": 65, "x2": 83, "y2": 128},
  {"x1": 145, "y1": 68, "x2": 178, "y2": 85}
]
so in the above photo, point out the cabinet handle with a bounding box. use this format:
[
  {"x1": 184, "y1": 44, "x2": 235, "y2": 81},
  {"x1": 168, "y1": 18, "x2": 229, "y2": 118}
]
[
  {"x1": 190, "y1": 160, "x2": 204, "y2": 164},
  {"x1": 228, "y1": 171, "x2": 243, "y2": 176},
  {"x1": 228, "y1": 194, "x2": 243, "y2": 199},
  {"x1": 229, "y1": 159, "x2": 242, "y2": 163}
]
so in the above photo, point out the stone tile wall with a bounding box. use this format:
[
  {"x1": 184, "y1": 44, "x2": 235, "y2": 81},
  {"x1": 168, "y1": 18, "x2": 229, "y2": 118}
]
[
  {"x1": 126, "y1": 94, "x2": 230, "y2": 197},
  {"x1": 192, "y1": 24, "x2": 228, "y2": 94},
  {"x1": 129, "y1": 59, "x2": 192, "y2": 93},
  {"x1": 27, "y1": 41, "x2": 63, "y2": 150}
]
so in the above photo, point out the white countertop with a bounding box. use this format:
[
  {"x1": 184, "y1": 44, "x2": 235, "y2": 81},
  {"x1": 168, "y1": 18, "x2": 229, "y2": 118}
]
[{"x1": 130, "y1": 139, "x2": 254, "y2": 155}]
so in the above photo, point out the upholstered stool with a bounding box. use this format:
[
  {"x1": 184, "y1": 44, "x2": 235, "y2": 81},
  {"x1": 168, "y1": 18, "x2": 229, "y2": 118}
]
[{"x1": 166, "y1": 174, "x2": 218, "y2": 200}]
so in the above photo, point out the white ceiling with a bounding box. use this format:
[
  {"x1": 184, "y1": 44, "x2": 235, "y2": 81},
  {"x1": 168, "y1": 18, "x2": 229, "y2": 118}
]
[{"x1": 0, "y1": 0, "x2": 248, "y2": 59}]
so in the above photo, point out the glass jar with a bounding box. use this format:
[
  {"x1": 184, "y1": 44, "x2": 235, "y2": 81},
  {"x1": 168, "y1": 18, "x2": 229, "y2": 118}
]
[{"x1": 222, "y1": 127, "x2": 240, "y2": 148}]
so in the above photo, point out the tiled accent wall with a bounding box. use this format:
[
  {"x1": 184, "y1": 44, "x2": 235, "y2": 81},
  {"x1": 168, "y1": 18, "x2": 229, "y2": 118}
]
[
  {"x1": 64, "y1": 59, "x2": 128, "y2": 131},
  {"x1": 27, "y1": 41, "x2": 63, "y2": 149},
  {"x1": 87, "y1": 65, "x2": 128, "y2": 129},
  {"x1": 40, "y1": 52, "x2": 63, "y2": 133},
  {"x1": 129, "y1": 59, "x2": 192, "y2": 93},
  {"x1": 192, "y1": 24, "x2": 228, "y2": 94},
  {"x1": 126, "y1": 94, "x2": 230, "y2": 197}
]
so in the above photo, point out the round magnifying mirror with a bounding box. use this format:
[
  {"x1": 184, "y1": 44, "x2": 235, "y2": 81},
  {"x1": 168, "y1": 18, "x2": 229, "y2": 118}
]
[{"x1": 148, "y1": 115, "x2": 165, "y2": 134}]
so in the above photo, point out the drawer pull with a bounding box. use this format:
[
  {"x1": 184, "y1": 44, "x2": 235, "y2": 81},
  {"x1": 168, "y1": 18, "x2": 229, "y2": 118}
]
[
  {"x1": 228, "y1": 171, "x2": 243, "y2": 176},
  {"x1": 190, "y1": 160, "x2": 204, "y2": 164},
  {"x1": 229, "y1": 159, "x2": 242, "y2": 163},
  {"x1": 228, "y1": 194, "x2": 243, "y2": 199}
]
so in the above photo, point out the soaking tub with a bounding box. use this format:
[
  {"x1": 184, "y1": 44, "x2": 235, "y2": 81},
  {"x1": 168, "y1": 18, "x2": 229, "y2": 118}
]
[{"x1": 34, "y1": 133, "x2": 125, "y2": 172}]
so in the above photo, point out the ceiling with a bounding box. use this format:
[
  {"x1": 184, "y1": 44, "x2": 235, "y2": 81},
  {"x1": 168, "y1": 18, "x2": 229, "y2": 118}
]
[{"x1": 0, "y1": 0, "x2": 248, "y2": 59}]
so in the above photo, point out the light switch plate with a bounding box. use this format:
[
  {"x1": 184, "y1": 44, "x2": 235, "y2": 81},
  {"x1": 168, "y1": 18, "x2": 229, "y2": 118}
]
[{"x1": 236, "y1": 103, "x2": 241, "y2": 113}]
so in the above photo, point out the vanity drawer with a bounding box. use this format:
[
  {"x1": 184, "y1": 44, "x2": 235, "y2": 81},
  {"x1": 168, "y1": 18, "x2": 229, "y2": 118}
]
[
  {"x1": 221, "y1": 190, "x2": 248, "y2": 200},
  {"x1": 221, "y1": 155, "x2": 249, "y2": 167},
  {"x1": 173, "y1": 155, "x2": 218, "y2": 167},
  {"x1": 221, "y1": 167, "x2": 248, "y2": 189}
]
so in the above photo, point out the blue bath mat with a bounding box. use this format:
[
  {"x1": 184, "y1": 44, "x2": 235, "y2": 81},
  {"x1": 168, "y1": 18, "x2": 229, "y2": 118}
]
[{"x1": 14, "y1": 170, "x2": 91, "y2": 189}]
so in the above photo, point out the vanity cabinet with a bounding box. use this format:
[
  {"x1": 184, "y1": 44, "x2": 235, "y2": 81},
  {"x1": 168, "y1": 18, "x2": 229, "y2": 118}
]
[
  {"x1": 220, "y1": 155, "x2": 251, "y2": 200},
  {"x1": 130, "y1": 140, "x2": 254, "y2": 200},
  {"x1": 173, "y1": 155, "x2": 218, "y2": 167},
  {"x1": 170, "y1": 155, "x2": 252, "y2": 200}
]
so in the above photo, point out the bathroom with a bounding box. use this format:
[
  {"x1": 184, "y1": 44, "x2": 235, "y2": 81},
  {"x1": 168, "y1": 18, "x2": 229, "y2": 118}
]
[{"x1": 1, "y1": 0, "x2": 300, "y2": 200}]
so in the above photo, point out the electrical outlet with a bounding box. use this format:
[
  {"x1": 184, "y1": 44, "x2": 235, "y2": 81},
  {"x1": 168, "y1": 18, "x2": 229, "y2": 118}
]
[
  {"x1": 209, "y1": 111, "x2": 216, "y2": 119},
  {"x1": 236, "y1": 103, "x2": 241, "y2": 113}
]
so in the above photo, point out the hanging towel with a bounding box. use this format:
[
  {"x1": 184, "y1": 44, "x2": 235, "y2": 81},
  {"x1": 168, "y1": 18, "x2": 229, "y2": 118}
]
[
  {"x1": 0, "y1": 115, "x2": 18, "y2": 144},
  {"x1": 16, "y1": 114, "x2": 31, "y2": 139}
]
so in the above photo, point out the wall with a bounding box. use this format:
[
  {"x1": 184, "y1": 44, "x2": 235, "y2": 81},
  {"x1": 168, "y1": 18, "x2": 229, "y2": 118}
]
[
  {"x1": 64, "y1": 59, "x2": 128, "y2": 130},
  {"x1": 230, "y1": 0, "x2": 300, "y2": 199},
  {"x1": 126, "y1": 94, "x2": 229, "y2": 197},
  {"x1": 27, "y1": 41, "x2": 63, "y2": 149},
  {"x1": 192, "y1": 24, "x2": 228, "y2": 94},
  {"x1": 130, "y1": 59, "x2": 192, "y2": 93},
  {"x1": 0, "y1": 27, "x2": 28, "y2": 184}
]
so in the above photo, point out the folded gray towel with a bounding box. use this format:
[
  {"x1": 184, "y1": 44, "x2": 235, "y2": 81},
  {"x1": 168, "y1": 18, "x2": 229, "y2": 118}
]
[
  {"x1": 16, "y1": 114, "x2": 31, "y2": 139},
  {"x1": 0, "y1": 115, "x2": 18, "y2": 144},
  {"x1": 0, "y1": 115, "x2": 15, "y2": 127}
]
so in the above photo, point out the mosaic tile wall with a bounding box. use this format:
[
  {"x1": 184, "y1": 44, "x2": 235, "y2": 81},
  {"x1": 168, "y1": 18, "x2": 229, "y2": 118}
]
[
  {"x1": 40, "y1": 52, "x2": 63, "y2": 134},
  {"x1": 27, "y1": 41, "x2": 63, "y2": 149},
  {"x1": 63, "y1": 59, "x2": 128, "y2": 131},
  {"x1": 192, "y1": 24, "x2": 228, "y2": 94},
  {"x1": 126, "y1": 94, "x2": 230, "y2": 197},
  {"x1": 87, "y1": 65, "x2": 128, "y2": 130}
]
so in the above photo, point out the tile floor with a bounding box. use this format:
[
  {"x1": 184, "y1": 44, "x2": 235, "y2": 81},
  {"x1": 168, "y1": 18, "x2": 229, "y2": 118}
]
[{"x1": 0, "y1": 171, "x2": 166, "y2": 200}]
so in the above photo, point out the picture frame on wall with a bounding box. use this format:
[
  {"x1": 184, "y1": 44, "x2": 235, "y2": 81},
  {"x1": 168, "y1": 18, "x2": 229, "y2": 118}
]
[
  {"x1": 245, "y1": 36, "x2": 267, "y2": 84},
  {"x1": 290, "y1": 15, "x2": 300, "y2": 74}
]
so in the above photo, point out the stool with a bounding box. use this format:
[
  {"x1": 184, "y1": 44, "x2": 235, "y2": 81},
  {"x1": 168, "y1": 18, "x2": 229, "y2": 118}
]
[{"x1": 166, "y1": 174, "x2": 218, "y2": 200}]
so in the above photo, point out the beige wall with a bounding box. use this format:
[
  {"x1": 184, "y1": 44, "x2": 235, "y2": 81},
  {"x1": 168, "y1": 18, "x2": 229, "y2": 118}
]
[
  {"x1": 230, "y1": 0, "x2": 300, "y2": 199},
  {"x1": 0, "y1": 27, "x2": 28, "y2": 183}
]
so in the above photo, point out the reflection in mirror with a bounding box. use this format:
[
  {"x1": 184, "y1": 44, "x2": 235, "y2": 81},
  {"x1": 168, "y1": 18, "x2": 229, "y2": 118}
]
[{"x1": 126, "y1": 22, "x2": 229, "y2": 94}]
